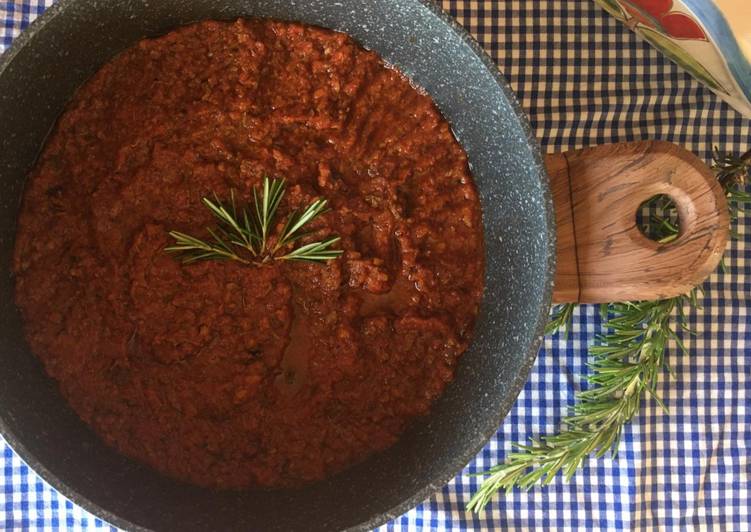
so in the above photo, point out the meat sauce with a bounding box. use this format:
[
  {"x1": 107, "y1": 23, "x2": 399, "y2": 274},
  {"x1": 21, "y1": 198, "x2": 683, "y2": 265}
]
[{"x1": 13, "y1": 19, "x2": 484, "y2": 488}]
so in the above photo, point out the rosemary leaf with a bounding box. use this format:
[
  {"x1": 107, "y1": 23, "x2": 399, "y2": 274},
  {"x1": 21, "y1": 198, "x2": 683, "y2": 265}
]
[
  {"x1": 254, "y1": 177, "x2": 285, "y2": 253},
  {"x1": 278, "y1": 236, "x2": 343, "y2": 262},
  {"x1": 202, "y1": 193, "x2": 257, "y2": 254},
  {"x1": 274, "y1": 199, "x2": 330, "y2": 252},
  {"x1": 165, "y1": 230, "x2": 247, "y2": 264},
  {"x1": 545, "y1": 303, "x2": 577, "y2": 337}
]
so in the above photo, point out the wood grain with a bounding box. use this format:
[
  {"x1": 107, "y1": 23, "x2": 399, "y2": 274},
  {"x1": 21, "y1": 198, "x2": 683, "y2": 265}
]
[{"x1": 546, "y1": 140, "x2": 729, "y2": 303}]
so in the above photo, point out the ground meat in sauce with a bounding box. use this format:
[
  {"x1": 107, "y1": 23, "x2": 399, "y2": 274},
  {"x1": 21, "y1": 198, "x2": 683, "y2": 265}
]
[{"x1": 12, "y1": 19, "x2": 484, "y2": 489}]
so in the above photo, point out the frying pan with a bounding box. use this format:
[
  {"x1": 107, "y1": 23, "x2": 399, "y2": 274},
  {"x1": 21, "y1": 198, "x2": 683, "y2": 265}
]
[{"x1": 0, "y1": 0, "x2": 729, "y2": 530}]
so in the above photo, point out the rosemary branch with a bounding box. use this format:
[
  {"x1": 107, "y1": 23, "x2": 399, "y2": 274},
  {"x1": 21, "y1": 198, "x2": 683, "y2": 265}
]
[
  {"x1": 468, "y1": 147, "x2": 751, "y2": 510},
  {"x1": 467, "y1": 295, "x2": 688, "y2": 510},
  {"x1": 166, "y1": 177, "x2": 343, "y2": 265}
]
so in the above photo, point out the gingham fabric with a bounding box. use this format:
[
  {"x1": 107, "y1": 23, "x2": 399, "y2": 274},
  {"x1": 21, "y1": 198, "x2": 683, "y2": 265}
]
[{"x1": 2, "y1": 0, "x2": 750, "y2": 530}]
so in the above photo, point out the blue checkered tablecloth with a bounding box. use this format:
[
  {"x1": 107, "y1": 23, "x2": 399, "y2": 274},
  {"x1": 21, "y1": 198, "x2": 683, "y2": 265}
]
[{"x1": 2, "y1": 0, "x2": 750, "y2": 530}]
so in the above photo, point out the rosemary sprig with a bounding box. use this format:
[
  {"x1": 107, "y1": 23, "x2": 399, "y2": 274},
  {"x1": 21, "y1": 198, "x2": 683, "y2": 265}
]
[
  {"x1": 713, "y1": 148, "x2": 751, "y2": 225},
  {"x1": 469, "y1": 148, "x2": 750, "y2": 510},
  {"x1": 166, "y1": 177, "x2": 343, "y2": 265},
  {"x1": 713, "y1": 147, "x2": 751, "y2": 191},
  {"x1": 467, "y1": 295, "x2": 688, "y2": 510},
  {"x1": 640, "y1": 194, "x2": 681, "y2": 244}
]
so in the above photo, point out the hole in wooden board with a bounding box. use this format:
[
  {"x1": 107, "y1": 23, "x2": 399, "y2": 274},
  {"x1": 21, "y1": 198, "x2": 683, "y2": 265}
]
[{"x1": 636, "y1": 194, "x2": 681, "y2": 244}]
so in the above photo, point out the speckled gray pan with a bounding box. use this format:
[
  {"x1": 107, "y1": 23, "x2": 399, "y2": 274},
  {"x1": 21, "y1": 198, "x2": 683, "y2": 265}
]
[{"x1": 0, "y1": 1, "x2": 555, "y2": 530}]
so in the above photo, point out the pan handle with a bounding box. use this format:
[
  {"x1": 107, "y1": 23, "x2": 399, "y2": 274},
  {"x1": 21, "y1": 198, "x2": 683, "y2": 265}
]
[{"x1": 545, "y1": 140, "x2": 729, "y2": 303}]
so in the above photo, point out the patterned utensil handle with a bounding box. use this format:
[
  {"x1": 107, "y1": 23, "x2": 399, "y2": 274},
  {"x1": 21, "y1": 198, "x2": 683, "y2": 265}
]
[{"x1": 594, "y1": 0, "x2": 751, "y2": 119}]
